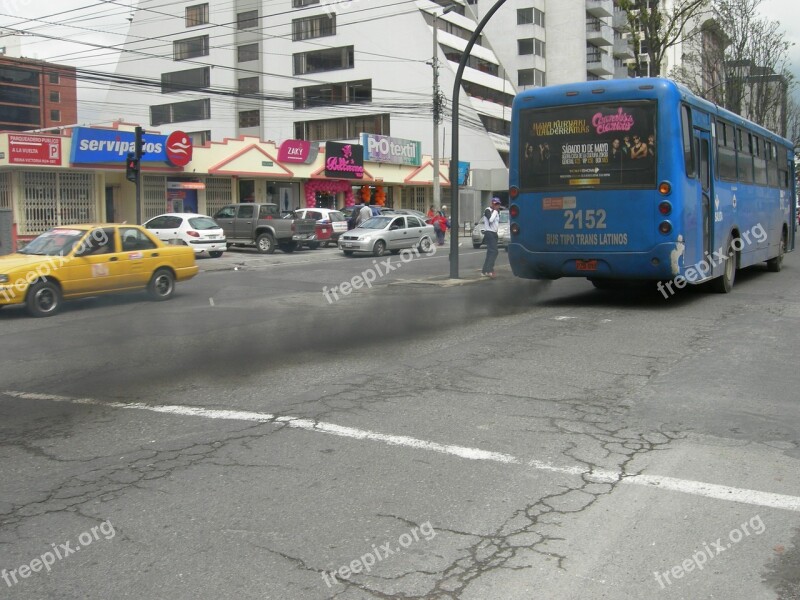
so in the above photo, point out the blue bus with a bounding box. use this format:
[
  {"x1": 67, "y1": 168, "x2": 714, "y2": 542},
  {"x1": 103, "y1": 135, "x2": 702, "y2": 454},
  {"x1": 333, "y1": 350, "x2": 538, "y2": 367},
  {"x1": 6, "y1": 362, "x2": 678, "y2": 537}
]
[{"x1": 507, "y1": 78, "x2": 796, "y2": 294}]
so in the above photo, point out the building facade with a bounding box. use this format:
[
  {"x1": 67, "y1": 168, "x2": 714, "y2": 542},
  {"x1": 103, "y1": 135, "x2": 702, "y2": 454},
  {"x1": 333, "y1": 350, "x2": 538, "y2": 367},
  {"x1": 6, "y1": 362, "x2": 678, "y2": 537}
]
[
  {"x1": 101, "y1": 0, "x2": 515, "y2": 184},
  {"x1": 469, "y1": 0, "x2": 632, "y2": 88},
  {"x1": 0, "y1": 55, "x2": 77, "y2": 132}
]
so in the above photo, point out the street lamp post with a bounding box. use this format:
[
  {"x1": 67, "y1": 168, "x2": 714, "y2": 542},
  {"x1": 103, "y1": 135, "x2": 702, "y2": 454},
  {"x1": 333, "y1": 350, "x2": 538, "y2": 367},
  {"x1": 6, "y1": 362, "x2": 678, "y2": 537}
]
[
  {"x1": 449, "y1": 0, "x2": 509, "y2": 279},
  {"x1": 431, "y1": 6, "x2": 453, "y2": 213}
]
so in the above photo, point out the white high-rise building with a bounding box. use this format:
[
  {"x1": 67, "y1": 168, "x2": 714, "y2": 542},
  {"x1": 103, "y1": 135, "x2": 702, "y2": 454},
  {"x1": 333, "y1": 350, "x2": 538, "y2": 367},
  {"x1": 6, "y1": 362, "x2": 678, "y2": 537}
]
[
  {"x1": 468, "y1": 0, "x2": 632, "y2": 90},
  {"x1": 102, "y1": 0, "x2": 636, "y2": 176},
  {"x1": 102, "y1": 0, "x2": 519, "y2": 171}
]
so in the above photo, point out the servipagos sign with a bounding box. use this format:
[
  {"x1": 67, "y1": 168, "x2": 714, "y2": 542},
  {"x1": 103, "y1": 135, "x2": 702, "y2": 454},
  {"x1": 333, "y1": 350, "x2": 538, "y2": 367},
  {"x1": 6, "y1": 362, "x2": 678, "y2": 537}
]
[
  {"x1": 360, "y1": 133, "x2": 421, "y2": 167},
  {"x1": 70, "y1": 127, "x2": 192, "y2": 166}
]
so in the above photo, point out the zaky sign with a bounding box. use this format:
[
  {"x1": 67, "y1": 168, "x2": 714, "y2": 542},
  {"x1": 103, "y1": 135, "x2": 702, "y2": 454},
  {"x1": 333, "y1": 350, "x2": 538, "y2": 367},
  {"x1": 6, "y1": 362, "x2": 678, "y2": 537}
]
[{"x1": 278, "y1": 139, "x2": 319, "y2": 164}]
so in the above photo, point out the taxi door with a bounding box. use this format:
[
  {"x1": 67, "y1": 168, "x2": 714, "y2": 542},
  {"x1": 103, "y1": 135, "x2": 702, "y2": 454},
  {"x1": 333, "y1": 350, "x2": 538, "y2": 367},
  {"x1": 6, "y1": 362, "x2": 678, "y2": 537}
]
[
  {"x1": 63, "y1": 228, "x2": 126, "y2": 296},
  {"x1": 118, "y1": 227, "x2": 162, "y2": 287}
]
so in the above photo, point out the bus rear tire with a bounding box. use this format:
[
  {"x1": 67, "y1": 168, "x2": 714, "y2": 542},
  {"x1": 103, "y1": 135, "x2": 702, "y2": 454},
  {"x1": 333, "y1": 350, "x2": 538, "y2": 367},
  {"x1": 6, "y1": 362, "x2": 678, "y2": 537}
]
[
  {"x1": 766, "y1": 232, "x2": 786, "y2": 272},
  {"x1": 711, "y1": 237, "x2": 737, "y2": 293}
]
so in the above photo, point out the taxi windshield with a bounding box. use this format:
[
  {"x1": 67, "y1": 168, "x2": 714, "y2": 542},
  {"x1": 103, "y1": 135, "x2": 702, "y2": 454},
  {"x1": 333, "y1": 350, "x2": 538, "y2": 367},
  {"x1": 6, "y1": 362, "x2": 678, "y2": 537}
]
[{"x1": 18, "y1": 229, "x2": 86, "y2": 256}]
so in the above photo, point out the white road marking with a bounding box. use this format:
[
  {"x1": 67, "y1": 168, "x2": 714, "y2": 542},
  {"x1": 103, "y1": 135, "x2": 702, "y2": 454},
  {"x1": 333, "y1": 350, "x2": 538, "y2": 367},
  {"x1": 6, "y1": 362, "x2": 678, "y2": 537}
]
[{"x1": 5, "y1": 390, "x2": 800, "y2": 513}]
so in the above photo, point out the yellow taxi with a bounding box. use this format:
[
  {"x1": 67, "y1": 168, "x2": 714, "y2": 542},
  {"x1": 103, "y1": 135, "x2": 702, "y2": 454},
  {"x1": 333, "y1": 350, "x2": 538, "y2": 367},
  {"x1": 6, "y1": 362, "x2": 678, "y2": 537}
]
[{"x1": 0, "y1": 224, "x2": 199, "y2": 317}]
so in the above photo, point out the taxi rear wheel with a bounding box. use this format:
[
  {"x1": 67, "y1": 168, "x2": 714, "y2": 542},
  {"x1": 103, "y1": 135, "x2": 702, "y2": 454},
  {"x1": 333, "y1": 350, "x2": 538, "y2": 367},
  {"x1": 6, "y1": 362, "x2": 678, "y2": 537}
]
[
  {"x1": 26, "y1": 280, "x2": 62, "y2": 318},
  {"x1": 148, "y1": 268, "x2": 175, "y2": 301}
]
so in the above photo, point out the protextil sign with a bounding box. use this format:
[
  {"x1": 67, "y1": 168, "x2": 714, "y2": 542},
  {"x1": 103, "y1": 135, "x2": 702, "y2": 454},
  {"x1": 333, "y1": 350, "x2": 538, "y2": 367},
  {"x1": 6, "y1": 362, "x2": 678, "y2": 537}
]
[
  {"x1": 70, "y1": 127, "x2": 192, "y2": 166},
  {"x1": 360, "y1": 133, "x2": 421, "y2": 167}
]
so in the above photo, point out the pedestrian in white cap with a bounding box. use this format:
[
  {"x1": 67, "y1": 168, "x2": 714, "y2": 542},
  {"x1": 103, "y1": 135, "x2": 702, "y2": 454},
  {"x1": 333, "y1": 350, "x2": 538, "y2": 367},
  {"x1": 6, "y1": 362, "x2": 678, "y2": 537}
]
[{"x1": 481, "y1": 197, "x2": 502, "y2": 278}]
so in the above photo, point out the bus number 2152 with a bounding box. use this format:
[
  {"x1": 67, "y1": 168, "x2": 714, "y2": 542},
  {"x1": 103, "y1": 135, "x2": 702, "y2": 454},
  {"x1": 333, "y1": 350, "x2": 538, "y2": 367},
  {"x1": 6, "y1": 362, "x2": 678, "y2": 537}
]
[{"x1": 563, "y1": 209, "x2": 607, "y2": 230}]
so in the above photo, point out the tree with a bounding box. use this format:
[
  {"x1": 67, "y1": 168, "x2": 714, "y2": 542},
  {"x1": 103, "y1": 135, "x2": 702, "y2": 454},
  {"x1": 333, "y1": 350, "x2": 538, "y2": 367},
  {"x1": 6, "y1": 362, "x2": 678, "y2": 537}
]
[
  {"x1": 617, "y1": 0, "x2": 711, "y2": 77},
  {"x1": 671, "y1": 0, "x2": 795, "y2": 136}
]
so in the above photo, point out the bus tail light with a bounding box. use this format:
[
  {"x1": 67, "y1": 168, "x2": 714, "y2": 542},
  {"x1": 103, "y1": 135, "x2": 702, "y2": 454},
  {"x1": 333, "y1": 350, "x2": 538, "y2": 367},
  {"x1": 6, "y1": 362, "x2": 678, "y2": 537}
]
[
  {"x1": 509, "y1": 204, "x2": 520, "y2": 218},
  {"x1": 658, "y1": 181, "x2": 672, "y2": 195},
  {"x1": 658, "y1": 201, "x2": 672, "y2": 216},
  {"x1": 509, "y1": 186, "x2": 519, "y2": 199},
  {"x1": 510, "y1": 223, "x2": 520, "y2": 236},
  {"x1": 658, "y1": 221, "x2": 672, "y2": 235}
]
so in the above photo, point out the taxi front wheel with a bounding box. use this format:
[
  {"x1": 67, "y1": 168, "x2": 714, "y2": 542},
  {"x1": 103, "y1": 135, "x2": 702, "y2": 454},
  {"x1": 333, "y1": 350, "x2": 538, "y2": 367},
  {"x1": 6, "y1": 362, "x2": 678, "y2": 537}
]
[
  {"x1": 26, "y1": 280, "x2": 62, "y2": 318},
  {"x1": 148, "y1": 268, "x2": 175, "y2": 301}
]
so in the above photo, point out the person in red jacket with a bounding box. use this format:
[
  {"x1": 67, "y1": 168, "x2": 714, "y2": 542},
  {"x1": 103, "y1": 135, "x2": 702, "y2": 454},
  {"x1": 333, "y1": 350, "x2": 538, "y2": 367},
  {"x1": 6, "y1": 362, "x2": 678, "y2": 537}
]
[{"x1": 431, "y1": 211, "x2": 448, "y2": 246}]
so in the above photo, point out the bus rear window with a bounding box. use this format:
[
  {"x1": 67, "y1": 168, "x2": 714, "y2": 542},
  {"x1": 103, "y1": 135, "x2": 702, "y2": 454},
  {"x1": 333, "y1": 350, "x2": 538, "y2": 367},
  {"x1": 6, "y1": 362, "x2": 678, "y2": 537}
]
[{"x1": 518, "y1": 101, "x2": 657, "y2": 191}]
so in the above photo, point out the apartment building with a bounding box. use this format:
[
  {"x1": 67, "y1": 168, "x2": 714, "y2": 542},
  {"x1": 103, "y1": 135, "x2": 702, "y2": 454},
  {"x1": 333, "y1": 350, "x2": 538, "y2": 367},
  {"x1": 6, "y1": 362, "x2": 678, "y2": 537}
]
[
  {"x1": 0, "y1": 55, "x2": 77, "y2": 132},
  {"x1": 103, "y1": 0, "x2": 516, "y2": 171},
  {"x1": 468, "y1": 0, "x2": 632, "y2": 90}
]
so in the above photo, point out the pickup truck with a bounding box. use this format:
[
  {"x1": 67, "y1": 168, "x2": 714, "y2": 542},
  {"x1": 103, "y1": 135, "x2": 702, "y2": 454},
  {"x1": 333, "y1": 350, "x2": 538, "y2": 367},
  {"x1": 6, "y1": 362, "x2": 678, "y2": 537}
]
[{"x1": 213, "y1": 203, "x2": 318, "y2": 254}]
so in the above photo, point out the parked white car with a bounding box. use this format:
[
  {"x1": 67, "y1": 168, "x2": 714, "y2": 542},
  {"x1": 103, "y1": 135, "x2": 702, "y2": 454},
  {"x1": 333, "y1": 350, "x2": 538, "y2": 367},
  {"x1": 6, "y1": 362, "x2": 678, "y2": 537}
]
[
  {"x1": 143, "y1": 213, "x2": 227, "y2": 257},
  {"x1": 294, "y1": 208, "x2": 348, "y2": 246}
]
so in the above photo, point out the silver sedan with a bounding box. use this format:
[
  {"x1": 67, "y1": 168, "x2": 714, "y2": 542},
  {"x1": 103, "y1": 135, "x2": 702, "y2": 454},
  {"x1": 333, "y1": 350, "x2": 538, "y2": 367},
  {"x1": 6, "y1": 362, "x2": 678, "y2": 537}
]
[{"x1": 338, "y1": 215, "x2": 434, "y2": 257}]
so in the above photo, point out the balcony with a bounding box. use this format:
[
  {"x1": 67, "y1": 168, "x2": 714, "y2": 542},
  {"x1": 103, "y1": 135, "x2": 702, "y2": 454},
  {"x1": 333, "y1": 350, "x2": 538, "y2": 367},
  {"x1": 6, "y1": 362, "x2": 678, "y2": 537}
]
[
  {"x1": 614, "y1": 66, "x2": 631, "y2": 79},
  {"x1": 612, "y1": 10, "x2": 628, "y2": 29},
  {"x1": 586, "y1": 0, "x2": 613, "y2": 18},
  {"x1": 586, "y1": 21, "x2": 613, "y2": 46},
  {"x1": 587, "y1": 49, "x2": 614, "y2": 76},
  {"x1": 613, "y1": 38, "x2": 634, "y2": 59}
]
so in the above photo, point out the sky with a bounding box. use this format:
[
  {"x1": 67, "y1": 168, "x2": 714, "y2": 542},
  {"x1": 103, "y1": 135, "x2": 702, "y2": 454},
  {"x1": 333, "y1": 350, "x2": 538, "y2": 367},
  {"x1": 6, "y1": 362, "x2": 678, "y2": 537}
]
[{"x1": 0, "y1": 0, "x2": 798, "y2": 124}]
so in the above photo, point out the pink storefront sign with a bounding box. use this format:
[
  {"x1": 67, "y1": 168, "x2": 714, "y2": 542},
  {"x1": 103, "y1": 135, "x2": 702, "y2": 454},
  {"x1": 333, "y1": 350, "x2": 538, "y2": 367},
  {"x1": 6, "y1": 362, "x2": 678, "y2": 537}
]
[{"x1": 278, "y1": 139, "x2": 318, "y2": 164}]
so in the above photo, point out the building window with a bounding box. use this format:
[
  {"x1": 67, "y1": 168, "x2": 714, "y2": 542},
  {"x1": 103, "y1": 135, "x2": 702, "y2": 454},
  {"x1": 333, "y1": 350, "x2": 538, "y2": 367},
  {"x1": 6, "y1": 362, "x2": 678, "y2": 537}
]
[
  {"x1": 293, "y1": 79, "x2": 371, "y2": 109},
  {"x1": 462, "y1": 81, "x2": 514, "y2": 106},
  {"x1": 187, "y1": 130, "x2": 211, "y2": 146},
  {"x1": 151, "y1": 98, "x2": 210, "y2": 126},
  {"x1": 292, "y1": 0, "x2": 320, "y2": 6},
  {"x1": 237, "y1": 43, "x2": 259, "y2": 63},
  {"x1": 49, "y1": 91, "x2": 60, "y2": 102},
  {"x1": 294, "y1": 113, "x2": 389, "y2": 141},
  {"x1": 48, "y1": 72, "x2": 59, "y2": 84},
  {"x1": 518, "y1": 68, "x2": 545, "y2": 87},
  {"x1": 50, "y1": 109, "x2": 60, "y2": 122},
  {"x1": 0, "y1": 87, "x2": 40, "y2": 105},
  {"x1": 174, "y1": 35, "x2": 209, "y2": 60},
  {"x1": 517, "y1": 8, "x2": 533, "y2": 24},
  {"x1": 0, "y1": 65, "x2": 39, "y2": 86},
  {"x1": 293, "y1": 46, "x2": 354, "y2": 74},
  {"x1": 161, "y1": 67, "x2": 210, "y2": 93},
  {"x1": 518, "y1": 38, "x2": 545, "y2": 57},
  {"x1": 479, "y1": 114, "x2": 510, "y2": 135},
  {"x1": 238, "y1": 76, "x2": 259, "y2": 95},
  {"x1": 534, "y1": 8, "x2": 545, "y2": 26},
  {"x1": 239, "y1": 109, "x2": 260, "y2": 128},
  {"x1": 186, "y1": 3, "x2": 209, "y2": 27},
  {"x1": 292, "y1": 14, "x2": 335, "y2": 41},
  {"x1": 237, "y1": 10, "x2": 258, "y2": 29}
]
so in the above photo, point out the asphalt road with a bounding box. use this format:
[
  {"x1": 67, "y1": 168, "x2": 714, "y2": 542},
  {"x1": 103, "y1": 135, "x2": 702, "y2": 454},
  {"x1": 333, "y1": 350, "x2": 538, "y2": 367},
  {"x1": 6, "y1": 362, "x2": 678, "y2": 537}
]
[{"x1": 1, "y1": 240, "x2": 799, "y2": 599}]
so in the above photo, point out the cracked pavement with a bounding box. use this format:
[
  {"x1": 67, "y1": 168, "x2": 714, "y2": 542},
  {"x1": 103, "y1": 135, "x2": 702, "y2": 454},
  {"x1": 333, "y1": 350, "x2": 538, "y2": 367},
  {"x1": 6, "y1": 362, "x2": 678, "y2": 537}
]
[{"x1": 1, "y1": 248, "x2": 799, "y2": 599}]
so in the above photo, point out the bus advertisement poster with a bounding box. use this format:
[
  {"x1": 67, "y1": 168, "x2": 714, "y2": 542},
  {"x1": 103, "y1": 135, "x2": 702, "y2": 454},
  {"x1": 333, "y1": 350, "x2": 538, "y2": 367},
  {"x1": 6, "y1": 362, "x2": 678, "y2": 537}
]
[{"x1": 518, "y1": 102, "x2": 657, "y2": 190}]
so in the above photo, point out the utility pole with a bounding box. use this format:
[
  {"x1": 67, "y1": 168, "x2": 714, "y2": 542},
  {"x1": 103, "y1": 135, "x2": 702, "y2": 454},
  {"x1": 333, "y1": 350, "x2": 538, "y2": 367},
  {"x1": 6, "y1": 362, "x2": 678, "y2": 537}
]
[
  {"x1": 134, "y1": 126, "x2": 143, "y2": 224},
  {"x1": 431, "y1": 6, "x2": 453, "y2": 212}
]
